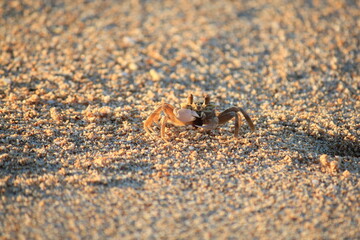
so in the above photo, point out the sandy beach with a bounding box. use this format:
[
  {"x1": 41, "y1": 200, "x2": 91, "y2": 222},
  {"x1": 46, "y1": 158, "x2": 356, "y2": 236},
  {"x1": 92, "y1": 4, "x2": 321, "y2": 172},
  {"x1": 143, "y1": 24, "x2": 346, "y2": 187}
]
[{"x1": 0, "y1": 0, "x2": 359, "y2": 239}]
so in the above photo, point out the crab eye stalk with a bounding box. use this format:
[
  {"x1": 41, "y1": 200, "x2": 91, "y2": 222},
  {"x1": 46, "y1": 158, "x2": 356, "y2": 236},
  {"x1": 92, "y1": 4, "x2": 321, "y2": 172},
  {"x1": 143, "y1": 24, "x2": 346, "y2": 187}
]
[
  {"x1": 204, "y1": 94, "x2": 210, "y2": 105},
  {"x1": 187, "y1": 94, "x2": 193, "y2": 105}
]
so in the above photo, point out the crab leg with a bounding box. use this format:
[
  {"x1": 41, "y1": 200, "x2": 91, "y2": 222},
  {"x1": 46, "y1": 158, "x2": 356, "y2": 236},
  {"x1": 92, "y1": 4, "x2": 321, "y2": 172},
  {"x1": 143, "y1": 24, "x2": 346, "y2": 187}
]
[
  {"x1": 219, "y1": 107, "x2": 255, "y2": 131},
  {"x1": 144, "y1": 105, "x2": 163, "y2": 135},
  {"x1": 235, "y1": 112, "x2": 241, "y2": 137},
  {"x1": 160, "y1": 115, "x2": 168, "y2": 141},
  {"x1": 238, "y1": 108, "x2": 255, "y2": 132},
  {"x1": 217, "y1": 107, "x2": 255, "y2": 137},
  {"x1": 144, "y1": 102, "x2": 196, "y2": 139}
]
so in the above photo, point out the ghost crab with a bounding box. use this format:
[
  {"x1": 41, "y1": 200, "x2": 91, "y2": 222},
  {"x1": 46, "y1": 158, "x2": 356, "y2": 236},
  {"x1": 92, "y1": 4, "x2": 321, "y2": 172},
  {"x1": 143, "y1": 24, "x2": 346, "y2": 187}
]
[{"x1": 144, "y1": 94, "x2": 255, "y2": 141}]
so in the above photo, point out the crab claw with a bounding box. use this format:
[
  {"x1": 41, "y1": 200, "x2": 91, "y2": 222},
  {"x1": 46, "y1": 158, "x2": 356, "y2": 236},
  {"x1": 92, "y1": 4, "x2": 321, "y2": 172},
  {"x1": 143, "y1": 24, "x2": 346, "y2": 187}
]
[
  {"x1": 195, "y1": 124, "x2": 217, "y2": 130},
  {"x1": 195, "y1": 118, "x2": 218, "y2": 130},
  {"x1": 174, "y1": 109, "x2": 200, "y2": 122}
]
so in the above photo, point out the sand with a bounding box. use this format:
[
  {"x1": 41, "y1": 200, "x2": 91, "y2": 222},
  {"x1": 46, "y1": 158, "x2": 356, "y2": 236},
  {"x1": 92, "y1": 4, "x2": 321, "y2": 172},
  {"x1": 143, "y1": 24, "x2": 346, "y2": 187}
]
[{"x1": 0, "y1": 0, "x2": 359, "y2": 239}]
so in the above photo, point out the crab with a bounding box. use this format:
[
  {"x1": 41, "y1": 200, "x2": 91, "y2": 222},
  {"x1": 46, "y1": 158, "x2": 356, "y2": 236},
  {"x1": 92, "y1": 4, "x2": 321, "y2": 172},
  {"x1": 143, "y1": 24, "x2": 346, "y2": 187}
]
[{"x1": 144, "y1": 94, "x2": 255, "y2": 141}]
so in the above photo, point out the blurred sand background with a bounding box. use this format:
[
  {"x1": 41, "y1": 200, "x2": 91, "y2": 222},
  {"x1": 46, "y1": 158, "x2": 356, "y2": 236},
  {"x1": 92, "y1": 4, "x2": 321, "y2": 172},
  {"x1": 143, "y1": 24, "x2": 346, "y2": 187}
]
[{"x1": 0, "y1": 0, "x2": 359, "y2": 239}]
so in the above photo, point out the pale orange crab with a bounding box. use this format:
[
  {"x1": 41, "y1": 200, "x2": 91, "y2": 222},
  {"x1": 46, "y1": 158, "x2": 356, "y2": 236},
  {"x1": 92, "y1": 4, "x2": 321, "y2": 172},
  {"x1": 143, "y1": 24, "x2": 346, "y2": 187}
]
[{"x1": 144, "y1": 94, "x2": 255, "y2": 141}]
